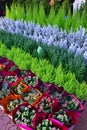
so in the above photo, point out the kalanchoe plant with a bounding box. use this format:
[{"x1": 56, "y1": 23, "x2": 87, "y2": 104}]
[
  {"x1": 14, "y1": 105, "x2": 36, "y2": 128},
  {"x1": 36, "y1": 119, "x2": 60, "y2": 130},
  {"x1": 24, "y1": 75, "x2": 39, "y2": 87},
  {"x1": 0, "y1": 82, "x2": 10, "y2": 99},
  {"x1": 20, "y1": 70, "x2": 29, "y2": 76},
  {"x1": 7, "y1": 99, "x2": 22, "y2": 112},
  {"x1": 61, "y1": 95, "x2": 79, "y2": 110},
  {"x1": 22, "y1": 89, "x2": 41, "y2": 105},
  {"x1": 52, "y1": 110, "x2": 73, "y2": 125},
  {"x1": 41, "y1": 83, "x2": 64, "y2": 99},
  {"x1": 35, "y1": 95, "x2": 53, "y2": 113},
  {"x1": 0, "y1": 64, "x2": 5, "y2": 71},
  {"x1": 0, "y1": 75, "x2": 3, "y2": 82},
  {"x1": 19, "y1": 70, "x2": 34, "y2": 77},
  {"x1": 0, "y1": 57, "x2": 9, "y2": 65},
  {"x1": 11, "y1": 82, "x2": 24, "y2": 95},
  {"x1": 4, "y1": 75, "x2": 17, "y2": 83},
  {"x1": 8, "y1": 64, "x2": 19, "y2": 71}
]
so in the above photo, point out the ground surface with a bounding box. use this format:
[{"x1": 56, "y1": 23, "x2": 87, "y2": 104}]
[{"x1": 74, "y1": 101, "x2": 87, "y2": 130}]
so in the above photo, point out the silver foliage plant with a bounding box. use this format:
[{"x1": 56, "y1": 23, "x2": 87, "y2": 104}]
[{"x1": 0, "y1": 17, "x2": 87, "y2": 63}]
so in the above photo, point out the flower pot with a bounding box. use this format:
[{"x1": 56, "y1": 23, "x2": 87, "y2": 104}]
[
  {"x1": 22, "y1": 88, "x2": 42, "y2": 107},
  {"x1": 0, "y1": 63, "x2": 6, "y2": 71},
  {"x1": 0, "y1": 93, "x2": 23, "y2": 116},
  {"x1": 10, "y1": 78, "x2": 31, "y2": 95},
  {"x1": 23, "y1": 74, "x2": 42, "y2": 89},
  {"x1": 35, "y1": 92, "x2": 58, "y2": 114},
  {"x1": 61, "y1": 93, "x2": 84, "y2": 113},
  {"x1": 49, "y1": 110, "x2": 79, "y2": 130},
  {"x1": 12, "y1": 103, "x2": 37, "y2": 129}
]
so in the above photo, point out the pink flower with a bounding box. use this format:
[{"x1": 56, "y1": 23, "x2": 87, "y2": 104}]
[{"x1": 49, "y1": 0, "x2": 54, "y2": 6}]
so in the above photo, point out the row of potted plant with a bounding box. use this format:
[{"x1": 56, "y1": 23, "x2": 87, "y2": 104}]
[
  {"x1": 0, "y1": 17, "x2": 87, "y2": 62},
  {"x1": 0, "y1": 44, "x2": 87, "y2": 100},
  {"x1": 6, "y1": 1, "x2": 87, "y2": 31},
  {"x1": 0, "y1": 28, "x2": 87, "y2": 83},
  {"x1": 0, "y1": 56, "x2": 84, "y2": 130}
]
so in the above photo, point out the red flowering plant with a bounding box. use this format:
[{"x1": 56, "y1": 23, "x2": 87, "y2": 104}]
[
  {"x1": 0, "y1": 57, "x2": 20, "y2": 73},
  {"x1": 36, "y1": 119, "x2": 61, "y2": 130},
  {"x1": 0, "y1": 71, "x2": 4, "y2": 88},
  {"x1": 0, "y1": 82, "x2": 10, "y2": 100},
  {"x1": 0, "y1": 93, "x2": 23, "y2": 115},
  {"x1": 0, "y1": 63, "x2": 6, "y2": 72},
  {"x1": 39, "y1": 83, "x2": 84, "y2": 113},
  {"x1": 32, "y1": 111, "x2": 62, "y2": 130},
  {"x1": 19, "y1": 70, "x2": 35, "y2": 77},
  {"x1": 12, "y1": 103, "x2": 37, "y2": 129},
  {"x1": 60, "y1": 93, "x2": 84, "y2": 113},
  {"x1": 3, "y1": 71, "x2": 18, "y2": 84},
  {"x1": 37, "y1": 82, "x2": 64, "y2": 99},
  {"x1": 10, "y1": 78, "x2": 31, "y2": 96},
  {"x1": 16, "y1": 124, "x2": 33, "y2": 130},
  {"x1": 0, "y1": 57, "x2": 9, "y2": 64},
  {"x1": 0, "y1": 57, "x2": 14, "y2": 68},
  {"x1": 5, "y1": 64, "x2": 20, "y2": 76},
  {"x1": 0, "y1": 57, "x2": 10, "y2": 72},
  {"x1": 23, "y1": 74, "x2": 42, "y2": 88},
  {"x1": 35, "y1": 93, "x2": 58, "y2": 114},
  {"x1": 49, "y1": 109, "x2": 79, "y2": 130},
  {"x1": 22, "y1": 88, "x2": 42, "y2": 107},
  {"x1": 18, "y1": 70, "x2": 42, "y2": 88}
]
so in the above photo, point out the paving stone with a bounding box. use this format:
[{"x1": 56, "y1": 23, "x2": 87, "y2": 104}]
[{"x1": 73, "y1": 102, "x2": 87, "y2": 130}]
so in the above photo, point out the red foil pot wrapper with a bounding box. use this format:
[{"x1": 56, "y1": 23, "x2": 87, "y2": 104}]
[
  {"x1": 33, "y1": 112, "x2": 65, "y2": 130},
  {"x1": 10, "y1": 78, "x2": 31, "y2": 95},
  {"x1": 37, "y1": 82, "x2": 64, "y2": 97},
  {"x1": 2, "y1": 70, "x2": 17, "y2": 76},
  {"x1": 70, "y1": 94, "x2": 84, "y2": 113},
  {"x1": 35, "y1": 92, "x2": 59, "y2": 113},
  {"x1": 12, "y1": 103, "x2": 37, "y2": 129},
  {"x1": 2, "y1": 71, "x2": 18, "y2": 89},
  {"x1": 32, "y1": 111, "x2": 47, "y2": 130},
  {"x1": 22, "y1": 88, "x2": 42, "y2": 107},
  {"x1": 0, "y1": 93, "x2": 22, "y2": 116},
  {"x1": 16, "y1": 124, "x2": 33, "y2": 130},
  {"x1": 0, "y1": 71, "x2": 5, "y2": 90},
  {"x1": 23, "y1": 74, "x2": 42, "y2": 89},
  {"x1": 0, "y1": 57, "x2": 9, "y2": 64},
  {"x1": 61, "y1": 93, "x2": 84, "y2": 113},
  {"x1": 49, "y1": 111, "x2": 80, "y2": 130},
  {"x1": 19, "y1": 70, "x2": 35, "y2": 77},
  {"x1": 5, "y1": 64, "x2": 21, "y2": 76},
  {"x1": 0, "y1": 63, "x2": 6, "y2": 72}
]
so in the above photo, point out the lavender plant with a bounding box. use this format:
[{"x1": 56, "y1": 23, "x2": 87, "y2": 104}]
[{"x1": 0, "y1": 17, "x2": 87, "y2": 64}]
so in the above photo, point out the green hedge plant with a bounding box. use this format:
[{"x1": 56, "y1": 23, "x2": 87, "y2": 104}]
[{"x1": 0, "y1": 42, "x2": 87, "y2": 100}]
